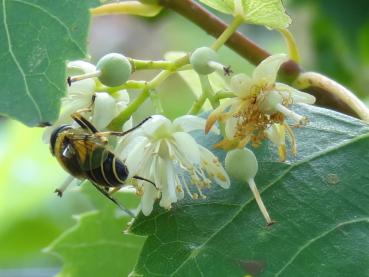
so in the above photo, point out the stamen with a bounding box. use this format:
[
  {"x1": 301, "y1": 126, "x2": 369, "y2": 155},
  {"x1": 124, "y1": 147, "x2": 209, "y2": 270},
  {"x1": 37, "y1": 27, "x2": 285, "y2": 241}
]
[
  {"x1": 68, "y1": 70, "x2": 101, "y2": 84},
  {"x1": 54, "y1": 175, "x2": 74, "y2": 197},
  {"x1": 275, "y1": 103, "x2": 307, "y2": 125}
]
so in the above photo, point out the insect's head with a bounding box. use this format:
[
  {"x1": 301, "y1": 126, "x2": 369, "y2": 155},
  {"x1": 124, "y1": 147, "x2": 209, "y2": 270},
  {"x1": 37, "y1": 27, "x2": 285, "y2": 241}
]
[{"x1": 50, "y1": 125, "x2": 73, "y2": 156}]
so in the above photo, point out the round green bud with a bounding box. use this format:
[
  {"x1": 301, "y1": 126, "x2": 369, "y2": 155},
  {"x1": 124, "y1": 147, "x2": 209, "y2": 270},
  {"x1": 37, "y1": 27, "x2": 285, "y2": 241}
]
[
  {"x1": 96, "y1": 53, "x2": 132, "y2": 87},
  {"x1": 225, "y1": 148, "x2": 258, "y2": 182},
  {"x1": 190, "y1": 47, "x2": 219, "y2": 75},
  {"x1": 258, "y1": 91, "x2": 284, "y2": 115}
]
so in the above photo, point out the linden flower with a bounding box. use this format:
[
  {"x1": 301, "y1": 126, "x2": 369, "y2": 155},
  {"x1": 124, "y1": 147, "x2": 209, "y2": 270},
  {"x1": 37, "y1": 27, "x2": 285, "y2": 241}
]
[
  {"x1": 116, "y1": 115, "x2": 230, "y2": 216},
  {"x1": 205, "y1": 54, "x2": 316, "y2": 161},
  {"x1": 43, "y1": 60, "x2": 131, "y2": 142}
]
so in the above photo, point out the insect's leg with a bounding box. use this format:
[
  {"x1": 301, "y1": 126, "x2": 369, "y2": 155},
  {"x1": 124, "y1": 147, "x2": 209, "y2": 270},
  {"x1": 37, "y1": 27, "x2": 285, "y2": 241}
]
[
  {"x1": 71, "y1": 111, "x2": 99, "y2": 133},
  {"x1": 95, "y1": 116, "x2": 152, "y2": 138},
  {"x1": 133, "y1": 175, "x2": 156, "y2": 188},
  {"x1": 90, "y1": 182, "x2": 135, "y2": 217},
  {"x1": 54, "y1": 175, "x2": 75, "y2": 197}
]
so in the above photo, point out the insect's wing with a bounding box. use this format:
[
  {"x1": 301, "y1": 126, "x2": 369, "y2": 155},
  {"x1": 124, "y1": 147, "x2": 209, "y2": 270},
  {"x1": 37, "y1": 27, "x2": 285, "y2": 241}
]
[{"x1": 65, "y1": 133, "x2": 110, "y2": 170}]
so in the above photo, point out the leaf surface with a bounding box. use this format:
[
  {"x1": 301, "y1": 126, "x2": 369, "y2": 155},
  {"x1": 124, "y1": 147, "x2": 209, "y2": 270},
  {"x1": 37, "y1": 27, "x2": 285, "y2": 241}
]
[
  {"x1": 0, "y1": 0, "x2": 98, "y2": 126},
  {"x1": 130, "y1": 105, "x2": 369, "y2": 276},
  {"x1": 46, "y1": 186, "x2": 145, "y2": 277},
  {"x1": 199, "y1": 0, "x2": 291, "y2": 29}
]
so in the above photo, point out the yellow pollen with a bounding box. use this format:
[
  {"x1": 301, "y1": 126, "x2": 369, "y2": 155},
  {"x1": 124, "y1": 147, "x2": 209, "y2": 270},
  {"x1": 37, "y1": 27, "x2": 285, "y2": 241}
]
[{"x1": 216, "y1": 173, "x2": 227, "y2": 182}]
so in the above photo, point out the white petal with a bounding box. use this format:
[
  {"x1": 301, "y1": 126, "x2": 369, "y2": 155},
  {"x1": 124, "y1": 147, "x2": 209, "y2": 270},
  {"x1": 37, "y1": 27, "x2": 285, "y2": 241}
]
[
  {"x1": 67, "y1": 61, "x2": 97, "y2": 96},
  {"x1": 252, "y1": 54, "x2": 289, "y2": 86},
  {"x1": 199, "y1": 146, "x2": 230, "y2": 189},
  {"x1": 114, "y1": 90, "x2": 130, "y2": 106},
  {"x1": 266, "y1": 124, "x2": 285, "y2": 146},
  {"x1": 230, "y1": 73, "x2": 253, "y2": 98},
  {"x1": 172, "y1": 132, "x2": 201, "y2": 165},
  {"x1": 275, "y1": 83, "x2": 316, "y2": 104},
  {"x1": 173, "y1": 115, "x2": 219, "y2": 134},
  {"x1": 117, "y1": 135, "x2": 147, "y2": 160},
  {"x1": 92, "y1": 92, "x2": 116, "y2": 130},
  {"x1": 225, "y1": 116, "x2": 238, "y2": 139},
  {"x1": 141, "y1": 115, "x2": 171, "y2": 137},
  {"x1": 125, "y1": 136, "x2": 151, "y2": 177},
  {"x1": 159, "y1": 159, "x2": 177, "y2": 209},
  {"x1": 141, "y1": 182, "x2": 157, "y2": 216},
  {"x1": 67, "y1": 60, "x2": 96, "y2": 74},
  {"x1": 122, "y1": 117, "x2": 133, "y2": 131}
]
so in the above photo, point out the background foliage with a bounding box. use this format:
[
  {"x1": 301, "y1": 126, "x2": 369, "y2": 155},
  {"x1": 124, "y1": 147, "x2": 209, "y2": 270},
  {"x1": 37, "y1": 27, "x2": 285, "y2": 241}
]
[{"x1": 1, "y1": 0, "x2": 369, "y2": 276}]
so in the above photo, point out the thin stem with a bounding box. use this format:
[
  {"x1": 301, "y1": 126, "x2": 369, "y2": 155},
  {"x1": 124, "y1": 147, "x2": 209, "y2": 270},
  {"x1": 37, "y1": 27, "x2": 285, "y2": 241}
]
[
  {"x1": 130, "y1": 58, "x2": 176, "y2": 71},
  {"x1": 149, "y1": 70, "x2": 173, "y2": 89},
  {"x1": 188, "y1": 93, "x2": 207, "y2": 115},
  {"x1": 214, "y1": 91, "x2": 235, "y2": 101},
  {"x1": 109, "y1": 88, "x2": 150, "y2": 130},
  {"x1": 96, "y1": 80, "x2": 147, "y2": 93},
  {"x1": 91, "y1": 1, "x2": 162, "y2": 17},
  {"x1": 294, "y1": 72, "x2": 369, "y2": 122},
  {"x1": 158, "y1": 0, "x2": 300, "y2": 77},
  {"x1": 199, "y1": 75, "x2": 219, "y2": 109},
  {"x1": 248, "y1": 178, "x2": 272, "y2": 225},
  {"x1": 278, "y1": 28, "x2": 300, "y2": 63},
  {"x1": 108, "y1": 56, "x2": 189, "y2": 130},
  {"x1": 211, "y1": 15, "x2": 244, "y2": 51}
]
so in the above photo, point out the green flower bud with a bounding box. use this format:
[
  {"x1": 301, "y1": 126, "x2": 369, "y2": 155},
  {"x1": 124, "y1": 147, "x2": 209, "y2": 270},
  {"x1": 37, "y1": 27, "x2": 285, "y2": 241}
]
[
  {"x1": 96, "y1": 53, "x2": 132, "y2": 87},
  {"x1": 190, "y1": 47, "x2": 219, "y2": 75},
  {"x1": 225, "y1": 148, "x2": 273, "y2": 225},
  {"x1": 225, "y1": 148, "x2": 258, "y2": 182}
]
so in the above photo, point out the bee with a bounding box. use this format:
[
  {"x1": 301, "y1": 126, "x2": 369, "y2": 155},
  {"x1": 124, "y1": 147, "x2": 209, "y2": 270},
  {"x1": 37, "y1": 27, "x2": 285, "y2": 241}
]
[{"x1": 49, "y1": 111, "x2": 154, "y2": 216}]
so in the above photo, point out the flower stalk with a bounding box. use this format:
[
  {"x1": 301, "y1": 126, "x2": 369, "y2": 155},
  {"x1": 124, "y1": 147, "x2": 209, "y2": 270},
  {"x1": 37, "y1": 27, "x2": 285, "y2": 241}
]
[
  {"x1": 91, "y1": 1, "x2": 162, "y2": 17},
  {"x1": 211, "y1": 15, "x2": 244, "y2": 51},
  {"x1": 294, "y1": 72, "x2": 369, "y2": 122}
]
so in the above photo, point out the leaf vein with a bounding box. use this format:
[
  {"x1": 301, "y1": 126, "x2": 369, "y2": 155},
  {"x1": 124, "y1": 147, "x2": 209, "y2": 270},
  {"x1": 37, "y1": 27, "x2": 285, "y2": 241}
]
[{"x1": 2, "y1": 0, "x2": 42, "y2": 120}]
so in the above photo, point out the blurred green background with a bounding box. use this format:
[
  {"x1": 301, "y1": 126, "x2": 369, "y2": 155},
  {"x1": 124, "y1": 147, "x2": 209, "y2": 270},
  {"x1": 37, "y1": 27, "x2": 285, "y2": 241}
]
[{"x1": 1, "y1": 0, "x2": 369, "y2": 275}]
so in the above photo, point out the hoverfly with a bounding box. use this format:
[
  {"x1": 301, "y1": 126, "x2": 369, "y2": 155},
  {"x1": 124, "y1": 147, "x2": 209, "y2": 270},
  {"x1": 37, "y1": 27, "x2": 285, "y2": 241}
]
[{"x1": 49, "y1": 110, "x2": 154, "y2": 216}]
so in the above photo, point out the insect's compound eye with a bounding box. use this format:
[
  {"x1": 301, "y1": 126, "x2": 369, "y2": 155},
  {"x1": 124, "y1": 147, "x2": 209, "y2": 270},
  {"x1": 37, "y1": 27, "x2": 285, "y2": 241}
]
[{"x1": 49, "y1": 125, "x2": 72, "y2": 156}]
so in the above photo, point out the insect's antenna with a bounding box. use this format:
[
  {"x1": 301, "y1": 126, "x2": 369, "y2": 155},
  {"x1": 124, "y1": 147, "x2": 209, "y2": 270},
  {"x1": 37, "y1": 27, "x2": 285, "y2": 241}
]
[
  {"x1": 119, "y1": 116, "x2": 152, "y2": 137},
  {"x1": 90, "y1": 182, "x2": 135, "y2": 217},
  {"x1": 133, "y1": 175, "x2": 157, "y2": 188}
]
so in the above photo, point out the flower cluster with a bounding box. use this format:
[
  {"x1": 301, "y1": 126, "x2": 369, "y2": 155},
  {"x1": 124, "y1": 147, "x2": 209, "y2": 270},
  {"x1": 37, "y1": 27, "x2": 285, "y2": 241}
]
[
  {"x1": 205, "y1": 54, "x2": 315, "y2": 161},
  {"x1": 47, "y1": 53, "x2": 316, "y2": 220},
  {"x1": 43, "y1": 60, "x2": 132, "y2": 142},
  {"x1": 116, "y1": 115, "x2": 230, "y2": 215}
]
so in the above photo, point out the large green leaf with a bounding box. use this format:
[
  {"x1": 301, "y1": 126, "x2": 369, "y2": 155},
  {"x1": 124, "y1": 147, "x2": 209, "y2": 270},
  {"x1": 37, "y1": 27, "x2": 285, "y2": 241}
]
[
  {"x1": 199, "y1": 0, "x2": 291, "y2": 29},
  {"x1": 46, "y1": 186, "x2": 145, "y2": 277},
  {"x1": 0, "y1": 0, "x2": 98, "y2": 126},
  {"x1": 130, "y1": 105, "x2": 369, "y2": 276}
]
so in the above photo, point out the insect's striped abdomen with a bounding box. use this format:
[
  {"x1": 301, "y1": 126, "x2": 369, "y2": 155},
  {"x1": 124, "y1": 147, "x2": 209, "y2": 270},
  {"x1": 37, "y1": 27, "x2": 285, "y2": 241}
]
[{"x1": 86, "y1": 151, "x2": 129, "y2": 187}]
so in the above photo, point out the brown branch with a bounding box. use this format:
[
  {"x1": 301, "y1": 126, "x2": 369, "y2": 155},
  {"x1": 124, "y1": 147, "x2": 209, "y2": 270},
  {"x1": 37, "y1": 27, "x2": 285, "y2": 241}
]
[{"x1": 155, "y1": 0, "x2": 359, "y2": 118}]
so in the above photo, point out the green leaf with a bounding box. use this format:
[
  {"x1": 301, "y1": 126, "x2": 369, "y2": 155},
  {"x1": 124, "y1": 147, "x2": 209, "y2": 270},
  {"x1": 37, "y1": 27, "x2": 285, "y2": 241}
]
[
  {"x1": 199, "y1": 0, "x2": 291, "y2": 29},
  {"x1": 46, "y1": 186, "x2": 145, "y2": 277},
  {"x1": 0, "y1": 0, "x2": 98, "y2": 126},
  {"x1": 130, "y1": 105, "x2": 369, "y2": 276}
]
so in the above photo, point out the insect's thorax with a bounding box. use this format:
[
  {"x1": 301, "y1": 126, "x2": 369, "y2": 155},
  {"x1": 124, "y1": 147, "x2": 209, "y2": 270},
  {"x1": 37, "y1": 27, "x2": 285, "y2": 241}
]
[{"x1": 54, "y1": 132, "x2": 86, "y2": 179}]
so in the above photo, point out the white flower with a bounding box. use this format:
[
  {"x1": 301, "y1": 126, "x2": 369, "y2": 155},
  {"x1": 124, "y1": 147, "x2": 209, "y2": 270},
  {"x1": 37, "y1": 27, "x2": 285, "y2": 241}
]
[
  {"x1": 205, "y1": 54, "x2": 316, "y2": 160},
  {"x1": 43, "y1": 61, "x2": 131, "y2": 143},
  {"x1": 116, "y1": 115, "x2": 230, "y2": 216}
]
